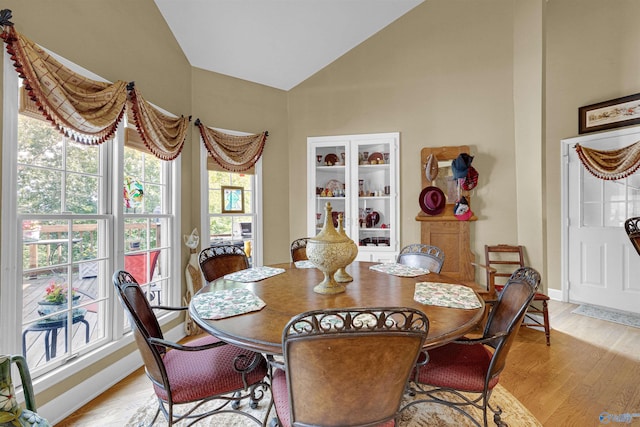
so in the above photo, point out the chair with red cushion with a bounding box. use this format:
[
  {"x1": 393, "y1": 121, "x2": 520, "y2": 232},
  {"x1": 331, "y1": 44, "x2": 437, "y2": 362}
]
[
  {"x1": 625, "y1": 217, "x2": 640, "y2": 256},
  {"x1": 269, "y1": 307, "x2": 429, "y2": 427},
  {"x1": 199, "y1": 245, "x2": 249, "y2": 283},
  {"x1": 407, "y1": 267, "x2": 540, "y2": 427},
  {"x1": 112, "y1": 270, "x2": 270, "y2": 426},
  {"x1": 484, "y1": 244, "x2": 551, "y2": 345}
]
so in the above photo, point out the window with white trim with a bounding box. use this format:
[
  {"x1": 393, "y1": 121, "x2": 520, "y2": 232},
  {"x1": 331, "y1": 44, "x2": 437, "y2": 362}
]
[{"x1": 1, "y1": 51, "x2": 178, "y2": 378}]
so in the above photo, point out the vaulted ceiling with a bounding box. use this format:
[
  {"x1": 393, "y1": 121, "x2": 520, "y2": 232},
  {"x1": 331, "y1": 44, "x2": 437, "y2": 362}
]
[{"x1": 154, "y1": 0, "x2": 424, "y2": 91}]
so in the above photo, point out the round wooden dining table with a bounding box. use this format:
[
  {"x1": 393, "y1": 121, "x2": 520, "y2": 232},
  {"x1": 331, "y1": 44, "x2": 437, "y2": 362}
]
[{"x1": 189, "y1": 261, "x2": 485, "y2": 355}]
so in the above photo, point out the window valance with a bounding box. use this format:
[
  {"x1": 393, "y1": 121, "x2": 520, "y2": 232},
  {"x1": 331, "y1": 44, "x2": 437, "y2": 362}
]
[
  {"x1": 127, "y1": 83, "x2": 189, "y2": 161},
  {"x1": 195, "y1": 119, "x2": 268, "y2": 172},
  {"x1": 1, "y1": 23, "x2": 127, "y2": 145},
  {"x1": 575, "y1": 140, "x2": 640, "y2": 180},
  {"x1": 1, "y1": 11, "x2": 189, "y2": 160}
]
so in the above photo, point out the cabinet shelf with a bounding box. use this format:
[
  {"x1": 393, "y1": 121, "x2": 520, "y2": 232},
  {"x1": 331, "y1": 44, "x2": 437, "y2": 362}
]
[{"x1": 308, "y1": 133, "x2": 399, "y2": 263}]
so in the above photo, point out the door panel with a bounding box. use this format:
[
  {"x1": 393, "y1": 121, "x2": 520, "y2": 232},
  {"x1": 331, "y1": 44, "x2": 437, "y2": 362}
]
[{"x1": 565, "y1": 128, "x2": 640, "y2": 313}]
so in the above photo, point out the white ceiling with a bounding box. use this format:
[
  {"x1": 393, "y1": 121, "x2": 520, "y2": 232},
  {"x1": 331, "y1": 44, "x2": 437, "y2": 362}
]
[{"x1": 154, "y1": 0, "x2": 424, "y2": 91}]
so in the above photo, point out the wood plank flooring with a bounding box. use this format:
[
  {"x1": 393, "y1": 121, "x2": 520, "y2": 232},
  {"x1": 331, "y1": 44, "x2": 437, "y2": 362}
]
[{"x1": 56, "y1": 299, "x2": 640, "y2": 426}]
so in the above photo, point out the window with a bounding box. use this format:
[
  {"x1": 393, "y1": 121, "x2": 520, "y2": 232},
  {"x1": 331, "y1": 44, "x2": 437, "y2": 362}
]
[
  {"x1": 1, "y1": 51, "x2": 178, "y2": 379},
  {"x1": 201, "y1": 132, "x2": 262, "y2": 267}
]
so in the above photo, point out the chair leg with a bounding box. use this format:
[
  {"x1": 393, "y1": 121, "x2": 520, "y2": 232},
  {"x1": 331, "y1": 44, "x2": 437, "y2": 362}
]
[{"x1": 542, "y1": 300, "x2": 550, "y2": 346}]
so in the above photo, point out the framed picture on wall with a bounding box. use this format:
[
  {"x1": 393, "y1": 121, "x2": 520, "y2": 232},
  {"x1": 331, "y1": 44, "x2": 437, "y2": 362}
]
[
  {"x1": 579, "y1": 92, "x2": 640, "y2": 134},
  {"x1": 221, "y1": 186, "x2": 245, "y2": 214}
]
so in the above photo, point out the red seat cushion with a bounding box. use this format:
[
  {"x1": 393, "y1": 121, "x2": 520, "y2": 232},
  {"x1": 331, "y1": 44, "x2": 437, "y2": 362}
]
[
  {"x1": 153, "y1": 335, "x2": 267, "y2": 404},
  {"x1": 414, "y1": 343, "x2": 499, "y2": 392},
  {"x1": 272, "y1": 368, "x2": 395, "y2": 427}
]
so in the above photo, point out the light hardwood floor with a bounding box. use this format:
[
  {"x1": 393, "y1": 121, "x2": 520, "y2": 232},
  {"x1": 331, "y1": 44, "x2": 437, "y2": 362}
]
[{"x1": 55, "y1": 299, "x2": 640, "y2": 426}]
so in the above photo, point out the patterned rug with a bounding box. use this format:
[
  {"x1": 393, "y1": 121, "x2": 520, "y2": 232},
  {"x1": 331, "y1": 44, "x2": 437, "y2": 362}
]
[
  {"x1": 572, "y1": 304, "x2": 640, "y2": 328},
  {"x1": 126, "y1": 383, "x2": 541, "y2": 426}
]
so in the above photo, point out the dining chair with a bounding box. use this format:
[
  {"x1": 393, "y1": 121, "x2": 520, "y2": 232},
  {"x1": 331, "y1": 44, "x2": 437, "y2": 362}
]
[
  {"x1": 290, "y1": 238, "x2": 310, "y2": 262},
  {"x1": 199, "y1": 245, "x2": 249, "y2": 283},
  {"x1": 625, "y1": 217, "x2": 640, "y2": 256},
  {"x1": 397, "y1": 243, "x2": 445, "y2": 273},
  {"x1": 269, "y1": 307, "x2": 429, "y2": 427},
  {"x1": 483, "y1": 244, "x2": 551, "y2": 345},
  {"x1": 407, "y1": 267, "x2": 540, "y2": 427},
  {"x1": 112, "y1": 270, "x2": 270, "y2": 426}
]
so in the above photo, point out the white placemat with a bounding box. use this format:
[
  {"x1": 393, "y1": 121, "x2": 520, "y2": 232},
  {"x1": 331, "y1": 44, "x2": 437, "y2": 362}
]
[
  {"x1": 223, "y1": 266, "x2": 286, "y2": 282},
  {"x1": 369, "y1": 263, "x2": 430, "y2": 277},
  {"x1": 294, "y1": 260, "x2": 316, "y2": 269},
  {"x1": 192, "y1": 288, "x2": 266, "y2": 320},
  {"x1": 414, "y1": 282, "x2": 482, "y2": 309}
]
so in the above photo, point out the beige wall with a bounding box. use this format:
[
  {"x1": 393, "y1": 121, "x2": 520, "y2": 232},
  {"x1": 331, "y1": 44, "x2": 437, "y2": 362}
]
[
  {"x1": 288, "y1": 0, "x2": 519, "y2": 282},
  {"x1": 190, "y1": 67, "x2": 289, "y2": 264},
  {"x1": 545, "y1": 0, "x2": 640, "y2": 291}
]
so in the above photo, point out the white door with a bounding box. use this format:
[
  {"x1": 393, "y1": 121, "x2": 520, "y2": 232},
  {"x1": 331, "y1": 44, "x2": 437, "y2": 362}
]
[{"x1": 562, "y1": 128, "x2": 640, "y2": 313}]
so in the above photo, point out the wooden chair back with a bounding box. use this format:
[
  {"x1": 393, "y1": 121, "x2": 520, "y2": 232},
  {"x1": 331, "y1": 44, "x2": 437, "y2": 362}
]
[
  {"x1": 397, "y1": 244, "x2": 445, "y2": 273},
  {"x1": 625, "y1": 217, "x2": 640, "y2": 256},
  {"x1": 484, "y1": 244, "x2": 525, "y2": 288},
  {"x1": 290, "y1": 238, "x2": 310, "y2": 262},
  {"x1": 484, "y1": 267, "x2": 540, "y2": 378},
  {"x1": 283, "y1": 307, "x2": 428, "y2": 426},
  {"x1": 198, "y1": 245, "x2": 249, "y2": 282},
  {"x1": 112, "y1": 271, "x2": 167, "y2": 389}
]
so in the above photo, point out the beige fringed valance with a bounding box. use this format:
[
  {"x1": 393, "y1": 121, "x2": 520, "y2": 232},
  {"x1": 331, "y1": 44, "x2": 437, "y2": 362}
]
[
  {"x1": 195, "y1": 119, "x2": 268, "y2": 172},
  {"x1": 1, "y1": 12, "x2": 189, "y2": 161},
  {"x1": 575, "y1": 140, "x2": 640, "y2": 180},
  {"x1": 127, "y1": 83, "x2": 190, "y2": 161},
  {"x1": 1, "y1": 25, "x2": 127, "y2": 145}
]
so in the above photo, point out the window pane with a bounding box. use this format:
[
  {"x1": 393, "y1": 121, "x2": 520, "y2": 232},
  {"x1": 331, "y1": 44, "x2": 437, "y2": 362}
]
[
  {"x1": 17, "y1": 165, "x2": 62, "y2": 214},
  {"x1": 603, "y1": 180, "x2": 625, "y2": 203},
  {"x1": 67, "y1": 142, "x2": 99, "y2": 175},
  {"x1": 18, "y1": 115, "x2": 63, "y2": 169},
  {"x1": 67, "y1": 172, "x2": 99, "y2": 214},
  {"x1": 583, "y1": 203, "x2": 601, "y2": 227},
  {"x1": 605, "y1": 201, "x2": 626, "y2": 227},
  {"x1": 582, "y1": 172, "x2": 601, "y2": 203}
]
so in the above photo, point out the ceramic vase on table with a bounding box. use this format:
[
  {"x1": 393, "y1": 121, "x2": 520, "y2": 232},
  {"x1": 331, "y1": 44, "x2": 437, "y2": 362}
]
[
  {"x1": 0, "y1": 355, "x2": 50, "y2": 427},
  {"x1": 334, "y1": 214, "x2": 358, "y2": 283},
  {"x1": 306, "y1": 202, "x2": 353, "y2": 294}
]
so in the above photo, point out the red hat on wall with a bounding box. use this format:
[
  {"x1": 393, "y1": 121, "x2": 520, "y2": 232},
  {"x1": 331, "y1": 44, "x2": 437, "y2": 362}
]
[
  {"x1": 419, "y1": 186, "x2": 446, "y2": 216},
  {"x1": 461, "y1": 166, "x2": 479, "y2": 191}
]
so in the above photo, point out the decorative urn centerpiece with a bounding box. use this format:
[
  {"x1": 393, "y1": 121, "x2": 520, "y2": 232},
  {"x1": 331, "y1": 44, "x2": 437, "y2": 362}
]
[
  {"x1": 334, "y1": 214, "x2": 358, "y2": 283},
  {"x1": 306, "y1": 202, "x2": 354, "y2": 294}
]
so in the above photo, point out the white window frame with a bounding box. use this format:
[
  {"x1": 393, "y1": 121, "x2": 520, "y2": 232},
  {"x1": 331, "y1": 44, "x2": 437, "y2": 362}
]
[
  {"x1": 1, "y1": 47, "x2": 182, "y2": 419},
  {"x1": 199, "y1": 129, "x2": 263, "y2": 267}
]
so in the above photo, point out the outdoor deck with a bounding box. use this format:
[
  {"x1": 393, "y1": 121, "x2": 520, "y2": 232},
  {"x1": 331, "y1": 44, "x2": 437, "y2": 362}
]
[{"x1": 21, "y1": 271, "x2": 102, "y2": 370}]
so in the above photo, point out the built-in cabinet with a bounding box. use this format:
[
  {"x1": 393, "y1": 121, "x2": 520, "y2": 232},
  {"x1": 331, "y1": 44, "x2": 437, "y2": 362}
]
[{"x1": 307, "y1": 133, "x2": 400, "y2": 262}]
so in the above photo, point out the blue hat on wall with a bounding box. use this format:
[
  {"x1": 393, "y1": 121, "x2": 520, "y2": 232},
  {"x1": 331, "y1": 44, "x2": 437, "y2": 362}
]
[{"x1": 451, "y1": 153, "x2": 474, "y2": 179}]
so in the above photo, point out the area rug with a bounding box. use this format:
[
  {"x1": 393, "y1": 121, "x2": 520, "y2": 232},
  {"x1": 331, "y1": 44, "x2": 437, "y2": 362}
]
[
  {"x1": 572, "y1": 304, "x2": 640, "y2": 328},
  {"x1": 126, "y1": 383, "x2": 541, "y2": 426}
]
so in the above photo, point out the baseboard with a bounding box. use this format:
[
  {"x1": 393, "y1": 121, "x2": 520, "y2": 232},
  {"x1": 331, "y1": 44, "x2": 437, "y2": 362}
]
[
  {"x1": 40, "y1": 323, "x2": 185, "y2": 425},
  {"x1": 547, "y1": 288, "x2": 562, "y2": 301}
]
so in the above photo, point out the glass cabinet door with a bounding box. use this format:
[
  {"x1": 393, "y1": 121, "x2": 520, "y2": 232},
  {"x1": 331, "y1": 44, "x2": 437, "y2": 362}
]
[
  {"x1": 309, "y1": 141, "x2": 349, "y2": 235},
  {"x1": 308, "y1": 133, "x2": 399, "y2": 263},
  {"x1": 353, "y1": 140, "x2": 393, "y2": 252}
]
